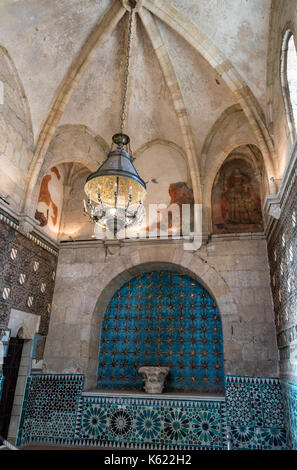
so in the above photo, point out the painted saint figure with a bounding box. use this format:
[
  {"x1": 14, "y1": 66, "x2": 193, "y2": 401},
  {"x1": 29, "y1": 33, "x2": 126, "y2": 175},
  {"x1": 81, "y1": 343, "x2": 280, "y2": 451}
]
[{"x1": 220, "y1": 168, "x2": 262, "y2": 225}]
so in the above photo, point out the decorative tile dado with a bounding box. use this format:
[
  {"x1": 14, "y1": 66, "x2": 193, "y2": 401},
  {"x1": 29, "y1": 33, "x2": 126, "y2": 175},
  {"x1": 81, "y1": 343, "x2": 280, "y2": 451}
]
[
  {"x1": 17, "y1": 374, "x2": 288, "y2": 450},
  {"x1": 17, "y1": 374, "x2": 84, "y2": 447},
  {"x1": 281, "y1": 380, "x2": 297, "y2": 450},
  {"x1": 74, "y1": 394, "x2": 227, "y2": 450},
  {"x1": 225, "y1": 376, "x2": 287, "y2": 450}
]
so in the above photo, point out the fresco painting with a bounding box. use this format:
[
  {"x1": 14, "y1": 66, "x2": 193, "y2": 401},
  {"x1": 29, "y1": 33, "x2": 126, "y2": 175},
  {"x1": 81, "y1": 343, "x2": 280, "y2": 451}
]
[
  {"x1": 212, "y1": 159, "x2": 263, "y2": 234},
  {"x1": 35, "y1": 166, "x2": 64, "y2": 238}
]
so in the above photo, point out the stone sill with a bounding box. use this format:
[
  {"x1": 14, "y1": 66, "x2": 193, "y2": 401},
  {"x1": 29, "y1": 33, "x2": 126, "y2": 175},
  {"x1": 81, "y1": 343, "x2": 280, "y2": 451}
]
[{"x1": 83, "y1": 389, "x2": 225, "y2": 401}]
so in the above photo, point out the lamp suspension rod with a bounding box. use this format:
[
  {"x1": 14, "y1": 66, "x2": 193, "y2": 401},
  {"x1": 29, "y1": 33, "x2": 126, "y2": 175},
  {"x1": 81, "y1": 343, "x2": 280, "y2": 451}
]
[{"x1": 119, "y1": 4, "x2": 134, "y2": 136}]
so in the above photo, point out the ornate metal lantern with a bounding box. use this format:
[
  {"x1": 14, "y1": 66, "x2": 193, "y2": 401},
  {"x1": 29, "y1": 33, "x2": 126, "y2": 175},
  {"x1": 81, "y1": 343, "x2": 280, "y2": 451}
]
[{"x1": 83, "y1": 3, "x2": 146, "y2": 234}]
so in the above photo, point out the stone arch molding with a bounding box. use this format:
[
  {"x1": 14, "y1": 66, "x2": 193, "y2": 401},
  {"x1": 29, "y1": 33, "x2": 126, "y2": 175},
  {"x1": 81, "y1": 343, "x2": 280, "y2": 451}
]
[
  {"x1": 8, "y1": 309, "x2": 40, "y2": 340},
  {"x1": 83, "y1": 248, "x2": 237, "y2": 388}
]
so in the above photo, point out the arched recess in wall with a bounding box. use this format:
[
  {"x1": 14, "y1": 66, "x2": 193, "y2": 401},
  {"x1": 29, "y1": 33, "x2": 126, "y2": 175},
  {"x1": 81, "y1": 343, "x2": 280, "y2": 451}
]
[
  {"x1": 280, "y1": 30, "x2": 297, "y2": 143},
  {"x1": 211, "y1": 145, "x2": 266, "y2": 235},
  {"x1": 33, "y1": 125, "x2": 108, "y2": 241},
  {"x1": 132, "y1": 140, "x2": 192, "y2": 237},
  {"x1": 97, "y1": 269, "x2": 225, "y2": 395},
  {"x1": 0, "y1": 46, "x2": 33, "y2": 211},
  {"x1": 34, "y1": 162, "x2": 94, "y2": 241}
]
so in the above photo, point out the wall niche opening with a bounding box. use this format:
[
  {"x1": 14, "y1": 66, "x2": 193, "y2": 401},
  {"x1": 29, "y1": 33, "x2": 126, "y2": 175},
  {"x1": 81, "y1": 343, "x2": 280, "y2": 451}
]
[{"x1": 97, "y1": 270, "x2": 225, "y2": 395}]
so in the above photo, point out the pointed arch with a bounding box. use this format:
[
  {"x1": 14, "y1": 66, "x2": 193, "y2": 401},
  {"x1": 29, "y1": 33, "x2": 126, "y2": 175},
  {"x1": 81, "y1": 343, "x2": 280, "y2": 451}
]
[
  {"x1": 280, "y1": 29, "x2": 297, "y2": 143},
  {"x1": 142, "y1": 0, "x2": 276, "y2": 188}
]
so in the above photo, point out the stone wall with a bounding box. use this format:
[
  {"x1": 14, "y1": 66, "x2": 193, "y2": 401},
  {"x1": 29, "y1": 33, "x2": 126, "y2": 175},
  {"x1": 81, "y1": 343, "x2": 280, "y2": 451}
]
[
  {"x1": 43, "y1": 235, "x2": 278, "y2": 388},
  {"x1": 0, "y1": 46, "x2": 33, "y2": 212}
]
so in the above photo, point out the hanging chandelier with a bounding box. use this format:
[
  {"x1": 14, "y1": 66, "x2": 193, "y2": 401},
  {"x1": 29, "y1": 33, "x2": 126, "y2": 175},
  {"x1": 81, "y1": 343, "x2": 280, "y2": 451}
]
[{"x1": 83, "y1": 2, "x2": 146, "y2": 235}]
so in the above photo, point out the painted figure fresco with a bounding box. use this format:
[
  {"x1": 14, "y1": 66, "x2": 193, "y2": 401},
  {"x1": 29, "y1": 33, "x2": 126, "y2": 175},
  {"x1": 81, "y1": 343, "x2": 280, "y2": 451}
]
[
  {"x1": 141, "y1": 181, "x2": 194, "y2": 236},
  {"x1": 212, "y1": 159, "x2": 263, "y2": 234},
  {"x1": 35, "y1": 166, "x2": 64, "y2": 237}
]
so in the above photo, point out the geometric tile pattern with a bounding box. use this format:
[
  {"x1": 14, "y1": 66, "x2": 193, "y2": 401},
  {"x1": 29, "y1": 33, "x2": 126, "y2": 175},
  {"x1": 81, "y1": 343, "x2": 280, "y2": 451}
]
[
  {"x1": 17, "y1": 374, "x2": 84, "y2": 447},
  {"x1": 74, "y1": 394, "x2": 227, "y2": 450},
  {"x1": 0, "y1": 219, "x2": 58, "y2": 335},
  {"x1": 98, "y1": 270, "x2": 224, "y2": 394},
  {"x1": 281, "y1": 380, "x2": 297, "y2": 450},
  {"x1": 17, "y1": 374, "x2": 289, "y2": 450},
  {"x1": 267, "y1": 167, "x2": 296, "y2": 447},
  {"x1": 225, "y1": 376, "x2": 288, "y2": 450},
  {"x1": 267, "y1": 171, "x2": 297, "y2": 371}
]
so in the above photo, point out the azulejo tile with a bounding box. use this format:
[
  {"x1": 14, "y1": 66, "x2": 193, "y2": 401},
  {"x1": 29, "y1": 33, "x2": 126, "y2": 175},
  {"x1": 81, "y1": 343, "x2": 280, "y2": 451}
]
[
  {"x1": 225, "y1": 376, "x2": 288, "y2": 450},
  {"x1": 281, "y1": 380, "x2": 297, "y2": 449},
  {"x1": 74, "y1": 394, "x2": 227, "y2": 449},
  {"x1": 97, "y1": 270, "x2": 224, "y2": 395},
  {"x1": 191, "y1": 410, "x2": 221, "y2": 445},
  {"x1": 134, "y1": 408, "x2": 162, "y2": 441},
  {"x1": 17, "y1": 373, "x2": 289, "y2": 450},
  {"x1": 164, "y1": 408, "x2": 190, "y2": 443}
]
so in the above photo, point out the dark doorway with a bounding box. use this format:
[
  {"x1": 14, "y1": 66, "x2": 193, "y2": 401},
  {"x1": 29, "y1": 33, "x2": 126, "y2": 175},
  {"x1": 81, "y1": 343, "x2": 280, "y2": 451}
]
[{"x1": 0, "y1": 337, "x2": 24, "y2": 439}]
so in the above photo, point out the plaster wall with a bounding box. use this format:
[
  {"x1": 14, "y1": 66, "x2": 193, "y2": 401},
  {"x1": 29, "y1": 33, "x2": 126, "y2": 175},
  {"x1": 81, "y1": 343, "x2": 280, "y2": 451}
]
[{"x1": 43, "y1": 237, "x2": 278, "y2": 389}]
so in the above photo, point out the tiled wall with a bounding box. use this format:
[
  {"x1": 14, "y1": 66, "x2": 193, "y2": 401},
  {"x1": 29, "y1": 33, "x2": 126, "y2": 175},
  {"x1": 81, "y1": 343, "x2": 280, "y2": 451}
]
[
  {"x1": 98, "y1": 270, "x2": 224, "y2": 394},
  {"x1": 281, "y1": 381, "x2": 297, "y2": 449},
  {"x1": 267, "y1": 161, "x2": 297, "y2": 448},
  {"x1": 74, "y1": 394, "x2": 226, "y2": 450},
  {"x1": 225, "y1": 376, "x2": 287, "y2": 450},
  {"x1": 17, "y1": 374, "x2": 85, "y2": 447},
  {"x1": 17, "y1": 374, "x2": 288, "y2": 450},
  {"x1": 0, "y1": 218, "x2": 58, "y2": 336}
]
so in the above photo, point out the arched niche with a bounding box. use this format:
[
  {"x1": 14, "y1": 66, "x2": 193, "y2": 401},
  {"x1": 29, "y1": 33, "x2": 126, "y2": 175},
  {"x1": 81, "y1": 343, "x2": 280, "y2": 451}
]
[
  {"x1": 211, "y1": 145, "x2": 265, "y2": 235},
  {"x1": 280, "y1": 30, "x2": 297, "y2": 143},
  {"x1": 97, "y1": 269, "x2": 225, "y2": 395},
  {"x1": 34, "y1": 161, "x2": 94, "y2": 241},
  {"x1": 81, "y1": 258, "x2": 234, "y2": 390},
  {"x1": 130, "y1": 140, "x2": 192, "y2": 237},
  {"x1": 30, "y1": 124, "x2": 106, "y2": 225}
]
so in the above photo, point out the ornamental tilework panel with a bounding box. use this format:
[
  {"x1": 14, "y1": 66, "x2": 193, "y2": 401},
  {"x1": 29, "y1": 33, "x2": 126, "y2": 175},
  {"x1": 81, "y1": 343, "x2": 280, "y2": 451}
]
[
  {"x1": 225, "y1": 376, "x2": 288, "y2": 450},
  {"x1": 17, "y1": 374, "x2": 289, "y2": 450},
  {"x1": 281, "y1": 381, "x2": 297, "y2": 450},
  {"x1": 74, "y1": 395, "x2": 227, "y2": 450},
  {"x1": 267, "y1": 170, "x2": 297, "y2": 381},
  {"x1": 0, "y1": 220, "x2": 57, "y2": 334},
  {"x1": 17, "y1": 374, "x2": 84, "y2": 447},
  {"x1": 97, "y1": 271, "x2": 224, "y2": 394}
]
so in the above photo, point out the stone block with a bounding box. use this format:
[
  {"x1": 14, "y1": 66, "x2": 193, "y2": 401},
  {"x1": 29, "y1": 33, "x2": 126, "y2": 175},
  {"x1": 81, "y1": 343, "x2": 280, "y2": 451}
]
[{"x1": 231, "y1": 322, "x2": 253, "y2": 342}]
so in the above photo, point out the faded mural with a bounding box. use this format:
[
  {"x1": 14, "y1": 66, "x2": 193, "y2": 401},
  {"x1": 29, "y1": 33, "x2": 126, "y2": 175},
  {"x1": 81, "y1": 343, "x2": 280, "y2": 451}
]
[
  {"x1": 35, "y1": 166, "x2": 64, "y2": 239},
  {"x1": 138, "y1": 181, "x2": 194, "y2": 236},
  {"x1": 212, "y1": 159, "x2": 263, "y2": 234}
]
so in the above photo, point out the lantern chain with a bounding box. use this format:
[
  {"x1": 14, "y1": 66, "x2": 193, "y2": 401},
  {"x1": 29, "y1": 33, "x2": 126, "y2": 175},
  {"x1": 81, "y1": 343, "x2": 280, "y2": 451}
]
[{"x1": 120, "y1": 6, "x2": 134, "y2": 136}]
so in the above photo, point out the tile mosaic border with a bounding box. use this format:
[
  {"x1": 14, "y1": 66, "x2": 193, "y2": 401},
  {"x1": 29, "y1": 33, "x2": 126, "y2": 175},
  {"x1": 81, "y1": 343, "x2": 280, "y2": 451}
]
[
  {"x1": 16, "y1": 374, "x2": 289, "y2": 450},
  {"x1": 73, "y1": 394, "x2": 227, "y2": 450}
]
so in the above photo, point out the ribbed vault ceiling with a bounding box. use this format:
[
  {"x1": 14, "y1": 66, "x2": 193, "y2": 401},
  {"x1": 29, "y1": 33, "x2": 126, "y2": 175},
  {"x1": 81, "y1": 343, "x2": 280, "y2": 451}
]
[{"x1": 0, "y1": 0, "x2": 276, "y2": 219}]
